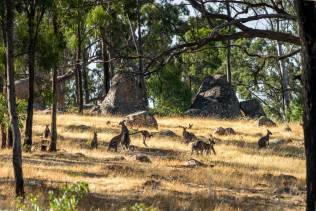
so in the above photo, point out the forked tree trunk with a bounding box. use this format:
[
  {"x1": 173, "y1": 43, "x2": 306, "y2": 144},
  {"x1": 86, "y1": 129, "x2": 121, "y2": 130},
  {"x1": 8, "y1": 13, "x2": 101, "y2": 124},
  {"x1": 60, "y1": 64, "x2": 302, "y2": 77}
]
[
  {"x1": 24, "y1": 3, "x2": 36, "y2": 147},
  {"x1": 277, "y1": 19, "x2": 290, "y2": 119},
  {"x1": 5, "y1": 0, "x2": 24, "y2": 197},
  {"x1": 295, "y1": 1, "x2": 316, "y2": 210}
]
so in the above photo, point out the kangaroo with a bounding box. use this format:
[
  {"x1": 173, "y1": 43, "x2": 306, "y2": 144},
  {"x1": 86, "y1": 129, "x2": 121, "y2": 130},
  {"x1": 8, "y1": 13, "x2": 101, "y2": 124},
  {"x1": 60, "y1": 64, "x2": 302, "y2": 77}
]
[
  {"x1": 43, "y1": 125, "x2": 50, "y2": 139},
  {"x1": 108, "y1": 121, "x2": 130, "y2": 152},
  {"x1": 191, "y1": 139, "x2": 216, "y2": 155},
  {"x1": 130, "y1": 130, "x2": 153, "y2": 147},
  {"x1": 204, "y1": 139, "x2": 216, "y2": 155},
  {"x1": 120, "y1": 120, "x2": 131, "y2": 150},
  {"x1": 90, "y1": 131, "x2": 98, "y2": 149},
  {"x1": 258, "y1": 130, "x2": 272, "y2": 148},
  {"x1": 180, "y1": 124, "x2": 197, "y2": 144}
]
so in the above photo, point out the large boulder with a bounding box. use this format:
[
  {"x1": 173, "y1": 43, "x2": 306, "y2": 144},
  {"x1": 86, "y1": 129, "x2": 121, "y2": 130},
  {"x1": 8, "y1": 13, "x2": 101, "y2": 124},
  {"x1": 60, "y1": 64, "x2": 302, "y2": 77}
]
[
  {"x1": 101, "y1": 74, "x2": 147, "y2": 115},
  {"x1": 125, "y1": 111, "x2": 158, "y2": 129},
  {"x1": 186, "y1": 75, "x2": 241, "y2": 118},
  {"x1": 240, "y1": 99, "x2": 266, "y2": 118},
  {"x1": 258, "y1": 116, "x2": 276, "y2": 127}
]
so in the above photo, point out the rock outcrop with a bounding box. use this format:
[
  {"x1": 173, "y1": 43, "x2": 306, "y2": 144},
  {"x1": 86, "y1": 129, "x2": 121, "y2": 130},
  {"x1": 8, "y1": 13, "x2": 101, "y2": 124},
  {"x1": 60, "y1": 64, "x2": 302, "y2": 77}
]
[
  {"x1": 185, "y1": 75, "x2": 241, "y2": 118},
  {"x1": 258, "y1": 116, "x2": 277, "y2": 127},
  {"x1": 240, "y1": 99, "x2": 266, "y2": 118},
  {"x1": 124, "y1": 111, "x2": 158, "y2": 129},
  {"x1": 158, "y1": 130, "x2": 177, "y2": 137},
  {"x1": 101, "y1": 74, "x2": 147, "y2": 115}
]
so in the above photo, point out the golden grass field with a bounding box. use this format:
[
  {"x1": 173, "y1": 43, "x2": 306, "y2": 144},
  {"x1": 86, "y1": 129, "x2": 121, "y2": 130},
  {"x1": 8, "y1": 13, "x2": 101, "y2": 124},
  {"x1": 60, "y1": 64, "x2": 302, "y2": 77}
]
[{"x1": 0, "y1": 112, "x2": 306, "y2": 210}]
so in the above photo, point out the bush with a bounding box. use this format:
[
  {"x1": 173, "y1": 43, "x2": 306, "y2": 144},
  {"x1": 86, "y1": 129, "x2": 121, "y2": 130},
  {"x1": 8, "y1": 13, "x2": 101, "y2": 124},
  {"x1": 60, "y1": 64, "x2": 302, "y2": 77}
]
[{"x1": 17, "y1": 182, "x2": 89, "y2": 211}]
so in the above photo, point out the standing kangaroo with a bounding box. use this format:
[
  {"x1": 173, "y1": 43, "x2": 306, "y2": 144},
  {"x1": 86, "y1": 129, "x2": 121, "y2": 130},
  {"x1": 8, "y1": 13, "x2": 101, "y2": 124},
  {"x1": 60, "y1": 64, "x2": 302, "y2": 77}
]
[
  {"x1": 120, "y1": 120, "x2": 131, "y2": 150},
  {"x1": 258, "y1": 130, "x2": 272, "y2": 148},
  {"x1": 43, "y1": 125, "x2": 50, "y2": 139},
  {"x1": 90, "y1": 131, "x2": 98, "y2": 149},
  {"x1": 180, "y1": 124, "x2": 197, "y2": 144},
  {"x1": 108, "y1": 121, "x2": 130, "y2": 152}
]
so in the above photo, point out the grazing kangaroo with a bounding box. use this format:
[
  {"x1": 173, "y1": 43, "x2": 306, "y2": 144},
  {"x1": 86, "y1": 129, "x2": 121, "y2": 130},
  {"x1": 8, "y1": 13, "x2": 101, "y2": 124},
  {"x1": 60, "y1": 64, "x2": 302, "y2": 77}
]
[
  {"x1": 258, "y1": 130, "x2": 272, "y2": 148},
  {"x1": 90, "y1": 131, "x2": 98, "y2": 149},
  {"x1": 191, "y1": 139, "x2": 216, "y2": 155},
  {"x1": 180, "y1": 124, "x2": 197, "y2": 144},
  {"x1": 130, "y1": 130, "x2": 153, "y2": 147},
  {"x1": 43, "y1": 125, "x2": 50, "y2": 138},
  {"x1": 108, "y1": 121, "x2": 130, "y2": 152}
]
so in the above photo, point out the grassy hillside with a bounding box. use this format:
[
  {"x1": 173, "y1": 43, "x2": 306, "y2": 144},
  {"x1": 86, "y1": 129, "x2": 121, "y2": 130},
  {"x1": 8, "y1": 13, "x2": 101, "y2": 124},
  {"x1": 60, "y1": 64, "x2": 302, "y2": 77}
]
[{"x1": 0, "y1": 113, "x2": 305, "y2": 210}]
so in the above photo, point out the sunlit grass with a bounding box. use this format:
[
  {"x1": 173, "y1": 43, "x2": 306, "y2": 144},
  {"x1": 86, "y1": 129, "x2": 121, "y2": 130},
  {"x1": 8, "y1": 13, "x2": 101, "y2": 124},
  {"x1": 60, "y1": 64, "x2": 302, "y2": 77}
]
[{"x1": 0, "y1": 112, "x2": 305, "y2": 210}]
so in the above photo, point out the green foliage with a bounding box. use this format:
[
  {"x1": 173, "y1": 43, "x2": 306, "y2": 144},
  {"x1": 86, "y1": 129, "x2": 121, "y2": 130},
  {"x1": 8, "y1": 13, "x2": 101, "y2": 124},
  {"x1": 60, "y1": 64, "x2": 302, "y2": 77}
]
[
  {"x1": 120, "y1": 203, "x2": 157, "y2": 211},
  {"x1": 49, "y1": 182, "x2": 89, "y2": 211},
  {"x1": 40, "y1": 88, "x2": 53, "y2": 106},
  {"x1": 0, "y1": 95, "x2": 26, "y2": 129},
  {"x1": 86, "y1": 6, "x2": 111, "y2": 29},
  {"x1": 148, "y1": 62, "x2": 192, "y2": 115},
  {"x1": 0, "y1": 95, "x2": 9, "y2": 128},
  {"x1": 17, "y1": 182, "x2": 89, "y2": 211},
  {"x1": 286, "y1": 97, "x2": 303, "y2": 121}
]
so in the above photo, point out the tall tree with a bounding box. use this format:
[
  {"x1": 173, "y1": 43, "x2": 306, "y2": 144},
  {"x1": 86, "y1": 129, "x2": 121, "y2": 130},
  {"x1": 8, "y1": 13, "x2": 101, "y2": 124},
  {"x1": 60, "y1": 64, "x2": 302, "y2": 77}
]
[
  {"x1": 295, "y1": 1, "x2": 316, "y2": 210},
  {"x1": 1, "y1": 7, "x2": 7, "y2": 148},
  {"x1": 23, "y1": 0, "x2": 47, "y2": 147},
  {"x1": 76, "y1": 21, "x2": 83, "y2": 114},
  {"x1": 5, "y1": 0, "x2": 24, "y2": 197},
  {"x1": 137, "y1": 0, "x2": 147, "y2": 106},
  {"x1": 49, "y1": 5, "x2": 60, "y2": 152},
  {"x1": 225, "y1": 0, "x2": 232, "y2": 84}
]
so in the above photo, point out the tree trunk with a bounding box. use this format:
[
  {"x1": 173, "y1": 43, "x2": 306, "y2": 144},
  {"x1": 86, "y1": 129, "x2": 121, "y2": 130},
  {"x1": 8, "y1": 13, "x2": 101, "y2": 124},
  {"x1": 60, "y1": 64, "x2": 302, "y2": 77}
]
[
  {"x1": 82, "y1": 48, "x2": 89, "y2": 103},
  {"x1": 295, "y1": 1, "x2": 316, "y2": 210},
  {"x1": 7, "y1": 128, "x2": 13, "y2": 148},
  {"x1": 49, "y1": 67, "x2": 57, "y2": 152},
  {"x1": 137, "y1": 0, "x2": 148, "y2": 107},
  {"x1": 5, "y1": 0, "x2": 24, "y2": 197},
  {"x1": 226, "y1": 0, "x2": 232, "y2": 84},
  {"x1": 1, "y1": 124, "x2": 6, "y2": 149},
  {"x1": 76, "y1": 23, "x2": 83, "y2": 114},
  {"x1": 277, "y1": 20, "x2": 290, "y2": 119},
  {"x1": 1, "y1": 16, "x2": 7, "y2": 149},
  {"x1": 24, "y1": 4, "x2": 36, "y2": 147},
  {"x1": 101, "y1": 35, "x2": 110, "y2": 95}
]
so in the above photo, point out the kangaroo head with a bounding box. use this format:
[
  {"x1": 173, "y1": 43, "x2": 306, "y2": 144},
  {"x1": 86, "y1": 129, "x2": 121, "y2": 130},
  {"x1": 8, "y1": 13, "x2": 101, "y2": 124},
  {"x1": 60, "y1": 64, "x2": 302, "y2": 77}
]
[
  {"x1": 188, "y1": 124, "x2": 193, "y2": 129},
  {"x1": 179, "y1": 126, "x2": 187, "y2": 132},
  {"x1": 208, "y1": 139, "x2": 215, "y2": 145},
  {"x1": 267, "y1": 130, "x2": 272, "y2": 136},
  {"x1": 119, "y1": 120, "x2": 126, "y2": 126}
]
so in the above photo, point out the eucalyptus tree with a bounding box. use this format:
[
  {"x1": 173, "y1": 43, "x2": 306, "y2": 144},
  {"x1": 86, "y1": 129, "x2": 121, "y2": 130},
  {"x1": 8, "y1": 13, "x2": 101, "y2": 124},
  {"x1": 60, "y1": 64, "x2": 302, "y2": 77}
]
[
  {"x1": 86, "y1": 4, "x2": 113, "y2": 96},
  {"x1": 295, "y1": 1, "x2": 316, "y2": 210},
  {"x1": 58, "y1": 0, "x2": 91, "y2": 113},
  {"x1": 5, "y1": 0, "x2": 24, "y2": 197},
  {"x1": 20, "y1": 0, "x2": 52, "y2": 147}
]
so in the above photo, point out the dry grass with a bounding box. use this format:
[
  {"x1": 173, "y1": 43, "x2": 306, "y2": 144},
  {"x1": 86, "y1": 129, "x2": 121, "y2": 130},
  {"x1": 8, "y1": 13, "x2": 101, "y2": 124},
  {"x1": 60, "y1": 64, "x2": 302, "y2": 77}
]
[{"x1": 0, "y1": 112, "x2": 306, "y2": 210}]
